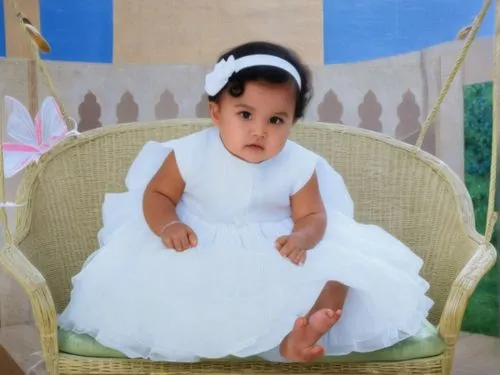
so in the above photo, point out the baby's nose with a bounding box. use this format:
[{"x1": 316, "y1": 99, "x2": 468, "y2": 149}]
[{"x1": 250, "y1": 122, "x2": 266, "y2": 137}]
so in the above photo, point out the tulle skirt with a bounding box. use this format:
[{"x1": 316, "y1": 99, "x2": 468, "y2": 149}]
[{"x1": 58, "y1": 188, "x2": 433, "y2": 362}]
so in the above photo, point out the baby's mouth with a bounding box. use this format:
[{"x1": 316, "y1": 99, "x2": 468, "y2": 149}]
[{"x1": 246, "y1": 143, "x2": 265, "y2": 150}]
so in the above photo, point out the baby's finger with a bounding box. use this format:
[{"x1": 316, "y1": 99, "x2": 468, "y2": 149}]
[
  {"x1": 172, "y1": 237, "x2": 183, "y2": 252},
  {"x1": 298, "y1": 250, "x2": 307, "y2": 265},
  {"x1": 178, "y1": 234, "x2": 190, "y2": 251},
  {"x1": 162, "y1": 236, "x2": 174, "y2": 250},
  {"x1": 279, "y1": 241, "x2": 295, "y2": 258},
  {"x1": 187, "y1": 228, "x2": 198, "y2": 247},
  {"x1": 289, "y1": 248, "x2": 304, "y2": 265},
  {"x1": 275, "y1": 235, "x2": 288, "y2": 250}
]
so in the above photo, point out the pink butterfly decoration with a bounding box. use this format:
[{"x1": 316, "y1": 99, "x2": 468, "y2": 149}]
[{"x1": 1, "y1": 96, "x2": 79, "y2": 178}]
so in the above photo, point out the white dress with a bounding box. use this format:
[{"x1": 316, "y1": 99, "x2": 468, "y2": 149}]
[{"x1": 58, "y1": 127, "x2": 433, "y2": 362}]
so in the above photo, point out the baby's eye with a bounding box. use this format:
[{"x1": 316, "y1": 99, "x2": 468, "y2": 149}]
[
  {"x1": 269, "y1": 116, "x2": 284, "y2": 125},
  {"x1": 238, "y1": 111, "x2": 252, "y2": 120}
]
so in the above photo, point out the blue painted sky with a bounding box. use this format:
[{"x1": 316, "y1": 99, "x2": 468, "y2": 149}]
[
  {"x1": 323, "y1": 0, "x2": 494, "y2": 64},
  {"x1": 39, "y1": 0, "x2": 113, "y2": 63}
]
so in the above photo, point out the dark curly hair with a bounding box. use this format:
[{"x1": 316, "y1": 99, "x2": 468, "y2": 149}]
[{"x1": 207, "y1": 41, "x2": 313, "y2": 121}]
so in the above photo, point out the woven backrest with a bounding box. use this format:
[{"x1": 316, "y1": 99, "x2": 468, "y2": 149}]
[{"x1": 14, "y1": 120, "x2": 479, "y2": 324}]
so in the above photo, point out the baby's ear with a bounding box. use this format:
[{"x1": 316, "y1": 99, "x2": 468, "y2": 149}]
[{"x1": 208, "y1": 101, "x2": 221, "y2": 126}]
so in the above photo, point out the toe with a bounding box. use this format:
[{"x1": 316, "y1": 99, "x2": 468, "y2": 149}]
[
  {"x1": 308, "y1": 309, "x2": 341, "y2": 334},
  {"x1": 293, "y1": 316, "x2": 308, "y2": 331},
  {"x1": 301, "y1": 345, "x2": 325, "y2": 362}
]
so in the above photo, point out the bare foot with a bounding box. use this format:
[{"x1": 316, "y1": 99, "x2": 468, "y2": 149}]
[{"x1": 279, "y1": 308, "x2": 342, "y2": 362}]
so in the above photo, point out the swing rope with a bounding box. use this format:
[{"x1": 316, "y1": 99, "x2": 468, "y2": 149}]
[
  {"x1": 1, "y1": 0, "x2": 497, "y2": 246},
  {"x1": 485, "y1": 0, "x2": 499, "y2": 245},
  {"x1": 415, "y1": 0, "x2": 491, "y2": 149},
  {"x1": 0, "y1": 0, "x2": 76, "y2": 243},
  {"x1": 413, "y1": 0, "x2": 497, "y2": 243},
  {"x1": 7, "y1": 0, "x2": 72, "y2": 128}
]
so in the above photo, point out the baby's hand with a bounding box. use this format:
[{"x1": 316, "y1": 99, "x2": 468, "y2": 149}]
[
  {"x1": 160, "y1": 221, "x2": 198, "y2": 252},
  {"x1": 275, "y1": 233, "x2": 307, "y2": 265}
]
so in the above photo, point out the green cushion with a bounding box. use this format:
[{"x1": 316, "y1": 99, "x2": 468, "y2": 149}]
[{"x1": 58, "y1": 320, "x2": 445, "y2": 363}]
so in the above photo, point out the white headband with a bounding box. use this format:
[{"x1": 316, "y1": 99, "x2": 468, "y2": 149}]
[{"x1": 204, "y1": 54, "x2": 302, "y2": 96}]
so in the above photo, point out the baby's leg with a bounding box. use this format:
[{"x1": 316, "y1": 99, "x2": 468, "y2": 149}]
[{"x1": 279, "y1": 281, "x2": 347, "y2": 362}]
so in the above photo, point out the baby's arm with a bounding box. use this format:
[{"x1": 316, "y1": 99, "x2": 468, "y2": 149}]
[
  {"x1": 290, "y1": 172, "x2": 327, "y2": 247},
  {"x1": 275, "y1": 172, "x2": 326, "y2": 264},
  {"x1": 143, "y1": 152, "x2": 197, "y2": 251},
  {"x1": 143, "y1": 152, "x2": 184, "y2": 235}
]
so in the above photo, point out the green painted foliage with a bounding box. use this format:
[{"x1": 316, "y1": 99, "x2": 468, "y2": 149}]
[
  {"x1": 464, "y1": 82, "x2": 492, "y2": 177},
  {"x1": 461, "y1": 81, "x2": 498, "y2": 336}
]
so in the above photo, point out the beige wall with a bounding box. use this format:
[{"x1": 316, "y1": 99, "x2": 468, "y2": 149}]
[
  {"x1": 34, "y1": 58, "x2": 435, "y2": 149},
  {"x1": 3, "y1": 0, "x2": 41, "y2": 59},
  {"x1": 113, "y1": 0, "x2": 324, "y2": 65}
]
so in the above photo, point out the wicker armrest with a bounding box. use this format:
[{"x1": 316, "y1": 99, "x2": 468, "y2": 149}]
[
  {"x1": 438, "y1": 243, "x2": 497, "y2": 345},
  {"x1": 0, "y1": 243, "x2": 59, "y2": 367}
]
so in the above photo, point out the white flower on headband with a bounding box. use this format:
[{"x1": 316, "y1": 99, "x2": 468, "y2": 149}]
[
  {"x1": 204, "y1": 55, "x2": 236, "y2": 96},
  {"x1": 203, "y1": 54, "x2": 302, "y2": 97}
]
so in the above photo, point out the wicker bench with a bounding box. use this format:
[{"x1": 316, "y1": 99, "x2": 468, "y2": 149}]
[{"x1": 0, "y1": 119, "x2": 496, "y2": 375}]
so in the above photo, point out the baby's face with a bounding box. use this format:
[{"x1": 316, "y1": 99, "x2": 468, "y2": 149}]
[{"x1": 209, "y1": 80, "x2": 296, "y2": 164}]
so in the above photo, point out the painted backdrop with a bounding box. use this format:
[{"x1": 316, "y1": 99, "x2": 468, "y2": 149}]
[{"x1": 0, "y1": 0, "x2": 494, "y2": 64}]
